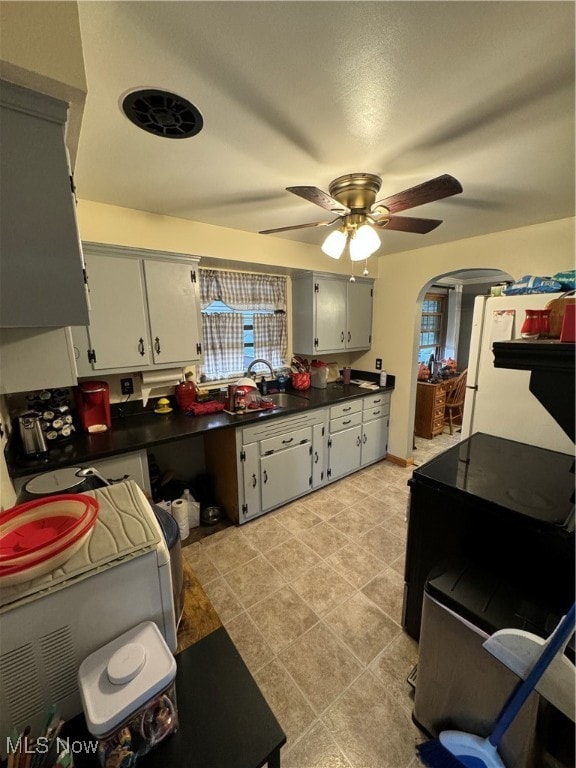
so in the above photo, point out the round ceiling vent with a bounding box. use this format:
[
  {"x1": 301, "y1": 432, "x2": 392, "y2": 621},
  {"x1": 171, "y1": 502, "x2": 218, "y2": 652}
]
[{"x1": 121, "y1": 89, "x2": 203, "y2": 139}]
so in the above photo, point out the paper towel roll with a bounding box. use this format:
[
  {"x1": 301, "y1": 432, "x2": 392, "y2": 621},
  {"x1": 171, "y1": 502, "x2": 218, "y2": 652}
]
[
  {"x1": 141, "y1": 367, "x2": 183, "y2": 406},
  {"x1": 172, "y1": 498, "x2": 189, "y2": 540}
]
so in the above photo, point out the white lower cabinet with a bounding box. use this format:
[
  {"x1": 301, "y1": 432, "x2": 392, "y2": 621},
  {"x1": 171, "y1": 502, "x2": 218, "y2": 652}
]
[
  {"x1": 204, "y1": 392, "x2": 391, "y2": 525},
  {"x1": 235, "y1": 409, "x2": 325, "y2": 523},
  {"x1": 261, "y1": 441, "x2": 312, "y2": 512},
  {"x1": 327, "y1": 399, "x2": 363, "y2": 482},
  {"x1": 240, "y1": 442, "x2": 261, "y2": 522},
  {"x1": 328, "y1": 393, "x2": 391, "y2": 481},
  {"x1": 361, "y1": 417, "x2": 389, "y2": 465},
  {"x1": 11, "y1": 449, "x2": 151, "y2": 497},
  {"x1": 327, "y1": 423, "x2": 362, "y2": 481},
  {"x1": 360, "y1": 393, "x2": 390, "y2": 467},
  {"x1": 312, "y1": 423, "x2": 326, "y2": 488},
  {"x1": 88, "y1": 450, "x2": 152, "y2": 495}
]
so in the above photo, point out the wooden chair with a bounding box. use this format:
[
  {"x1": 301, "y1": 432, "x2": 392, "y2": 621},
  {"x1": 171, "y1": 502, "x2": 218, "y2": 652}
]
[{"x1": 443, "y1": 369, "x2": 468, "y2": 435}]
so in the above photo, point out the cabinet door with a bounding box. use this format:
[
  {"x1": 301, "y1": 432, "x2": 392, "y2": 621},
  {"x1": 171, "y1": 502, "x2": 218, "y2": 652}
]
[
  {"x1": 85, "y1": 255, "x2": 151, "y2": 369},
  {"x1": 328, "y1": 425, "x2": 362, "y2": 481},
  {"x1": 241, "y1": 442, "x2": 261, "y2": 522},
  {"x1": 346, "y1": 281, "x2": 373, "y2": 350},
  {"x1": 0, "y1": 327, "x2": 78, "y2": 394},
  {"x1": 260, "y1": 442, "x2": 312, "y2": 512},
  {"x1": 89, "y1": 450, "x2": 151, "y2": 495},
  {"x1": 144, "y1": 260, "x2": 201, "y2": 365},
  {"x1": 0, "y1": 83, "x2": 89, "y2": 328},
  {"x1": 315, "y1": 279, "x2": 347, "y2": 352},
  {"x1": 361, "y1": 417, "x2": 389, "y2": 466},
  {"x1": 312, "y1": 423, "x2": 326, "y2": 488}
]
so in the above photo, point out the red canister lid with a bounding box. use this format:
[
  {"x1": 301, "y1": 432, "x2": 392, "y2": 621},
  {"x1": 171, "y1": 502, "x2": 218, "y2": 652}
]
[{"x1": 80, "y1": 381, "x2": 109, "y2": 393}]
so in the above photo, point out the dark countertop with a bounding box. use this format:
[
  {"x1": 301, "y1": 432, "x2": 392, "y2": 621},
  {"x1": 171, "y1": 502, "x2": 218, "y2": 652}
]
[
  {"x1": 61, "y1": 626, "x2": 286, "y2": 768},
  {"x1": 7, "y1": 381, "x2": 394, "y2": 479}
]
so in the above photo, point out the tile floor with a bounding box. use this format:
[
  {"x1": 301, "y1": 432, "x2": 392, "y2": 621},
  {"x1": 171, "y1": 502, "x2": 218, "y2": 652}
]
[{"x1": 182, "y1": 430, "x2": 460, "y2": 768}]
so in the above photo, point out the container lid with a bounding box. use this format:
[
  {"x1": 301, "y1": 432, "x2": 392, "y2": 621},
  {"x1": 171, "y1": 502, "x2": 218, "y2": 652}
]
[
  {"x1": 78, "y1": 621, "x2": 176, "y2": 736},
  {"x1": 25, "y1": 467, "x2": 87, "y2": 495},
  {"x1": 79, "y1": 381, "x2": 109, "y2": 392}
]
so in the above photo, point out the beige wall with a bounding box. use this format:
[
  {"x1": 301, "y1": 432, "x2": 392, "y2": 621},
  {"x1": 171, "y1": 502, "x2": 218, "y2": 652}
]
[
  {"x1": 77, "y1": 199, "x2": 380, "y2": 279},
  {"x1": 78, "y1": 200, "x2": 575, "y2": 462},
  {"x1": 356, "y1": 217, "x2": 575, "y2": 459},
  {"x1": 0, "y1": 1, "x2": 87, "y2": 163}
]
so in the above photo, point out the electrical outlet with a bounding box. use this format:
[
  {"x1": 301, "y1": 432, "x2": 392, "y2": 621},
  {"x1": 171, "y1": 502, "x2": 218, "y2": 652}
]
[
  {"x1": 375, "y1": 358, "x2": 382, "y2": 370},
  {"x1": 120, "y1": 377, "x2": 134, "y2": 395}
]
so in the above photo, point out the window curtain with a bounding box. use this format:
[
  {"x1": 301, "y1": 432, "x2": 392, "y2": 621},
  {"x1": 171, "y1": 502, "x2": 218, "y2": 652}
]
[
  {"x1": 201, "y1": 313, "x2": 245, "y2": 380},
  {"x1": 253, "y1": 314, "x2": 288, "y2": 370},
  {"x1": 200, "y1": 269, "x2": 286, "y2": 311}
]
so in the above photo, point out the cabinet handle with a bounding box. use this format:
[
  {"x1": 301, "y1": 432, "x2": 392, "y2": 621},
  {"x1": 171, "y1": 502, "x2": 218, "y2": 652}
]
[
  {"x1": 138, "y1": 338, "x2": 145, "y2": 356},
  {"x1": 314, "y1": 451, "x2": 319, "y2": 464},
  {"x1": 363, "y1": 433, "x2": 367, "y2": 444},
  {"x1": 340, "y1": 331, "x2": 345, "y2": 342},
  {"x1": 154, "y1": 337, "x2": 161, "y2": 354},
  {"x1": 343, "y1": 406, "x2": 352, "y2": 412},
  {"x1": 356, "y1": 435, "x2": 361, "y2": 446},
  {"x1": 372, "y1": 409, "x2": 381, "y2": 416},
  {"x1": 252, "y1": 473, "x2": 257, "y2": 488},
  {"x1": 347, "y1": 331, "x2": 351, "y2": 343},
  {"x1": 282, "y1": 437, "x2": 294, "y2": 444},
  {"x1": 373, "y1": 398, "x2": 382, "y2": 404},
  {"x1": 343, "y1": 419, "x2": 351, "y2": 425},
  {"x1": 263, "y1": 469, "x2": 268, "y2": 484}
]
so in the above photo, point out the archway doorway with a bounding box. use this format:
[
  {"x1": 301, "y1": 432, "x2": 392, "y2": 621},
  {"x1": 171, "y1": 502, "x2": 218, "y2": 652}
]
[{"x1": 409, "y1": 268, "x2": 513, "y2": 463}]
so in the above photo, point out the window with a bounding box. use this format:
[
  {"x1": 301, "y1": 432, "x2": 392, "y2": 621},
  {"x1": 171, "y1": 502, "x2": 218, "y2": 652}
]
[
  {"x1": 418, "y1": 293, "x2": 447, "y2": 364},
  {"x1": 199, "y1": 269, "x2": 288, "y2": 382}
]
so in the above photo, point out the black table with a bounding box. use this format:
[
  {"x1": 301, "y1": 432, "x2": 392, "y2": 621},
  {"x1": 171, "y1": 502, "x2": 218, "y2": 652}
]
[{"x1": 62, "y1": 627, "x2": 286, "y2": 768}]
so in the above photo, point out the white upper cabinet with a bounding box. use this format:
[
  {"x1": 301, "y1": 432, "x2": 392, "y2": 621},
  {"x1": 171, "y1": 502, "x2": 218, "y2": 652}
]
[
  {"x1": 73, "y1": 244, "x2": 202, "y2": 375},
  {"x1": 0, "y1": 81, "x2": 89, "y2": 328},
  {"x1": 346, "y1": 280, "x2": 374, "y2": 351},
  {"x1": 81, "y1": 253, "x2": 150, "y2": 370},
  {"x1": 292, "y1": 273, "x2": 374, "y2": 355},
  {"x1": 144, "y1": 260, "x2": 202, "y2": 365}
]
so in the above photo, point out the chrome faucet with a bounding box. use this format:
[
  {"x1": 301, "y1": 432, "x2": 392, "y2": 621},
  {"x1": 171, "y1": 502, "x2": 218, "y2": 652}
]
[{"x1": 246, "y1": 358, "x2": 275, "y2": 380}]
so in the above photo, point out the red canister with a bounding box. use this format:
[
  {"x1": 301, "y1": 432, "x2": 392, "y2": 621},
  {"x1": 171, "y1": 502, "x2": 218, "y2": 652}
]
[{"x1": 175, "y1": 379, "x2": 198, "y2": 411}]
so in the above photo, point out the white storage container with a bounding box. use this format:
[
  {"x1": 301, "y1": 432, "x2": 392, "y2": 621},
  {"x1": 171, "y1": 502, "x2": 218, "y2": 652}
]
[{"x1": 78, "y1": 621, "x2": 178, "y2": 767}]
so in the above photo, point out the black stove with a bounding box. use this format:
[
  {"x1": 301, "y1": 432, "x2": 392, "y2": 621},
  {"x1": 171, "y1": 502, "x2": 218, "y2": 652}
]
[
  {"x1": 403, "y1": 432, "x2": 575, "y2": 640},
  {"x1": 413, "y1": 432, "x2": 575, "y2": 530}
]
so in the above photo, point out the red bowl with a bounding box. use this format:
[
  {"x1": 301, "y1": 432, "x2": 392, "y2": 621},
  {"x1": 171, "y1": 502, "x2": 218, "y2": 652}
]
[{"x1": 0, "y1": 495, "x2": 99, "y2": 584}]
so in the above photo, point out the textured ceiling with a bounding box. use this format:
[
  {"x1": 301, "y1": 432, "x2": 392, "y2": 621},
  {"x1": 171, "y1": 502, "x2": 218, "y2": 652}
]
[{"x1": 75, "y1": 1, "x2": 575, "y2": 258}]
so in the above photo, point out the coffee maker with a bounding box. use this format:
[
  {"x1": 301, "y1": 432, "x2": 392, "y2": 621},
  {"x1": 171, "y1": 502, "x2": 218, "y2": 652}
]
[{"x1": 74, "y1": 381, "x2": 111, "y2": 433}]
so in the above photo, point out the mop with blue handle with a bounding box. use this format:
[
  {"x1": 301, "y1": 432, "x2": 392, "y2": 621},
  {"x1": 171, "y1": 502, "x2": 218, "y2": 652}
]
[{"x1": 417, "y1": 601, "x2": 575, "y2": 768}]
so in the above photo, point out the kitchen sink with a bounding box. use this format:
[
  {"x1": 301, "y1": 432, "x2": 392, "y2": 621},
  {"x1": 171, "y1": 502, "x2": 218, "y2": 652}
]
[{"x1": 265, "y1": 392, "x2": 309, "y2": 408}]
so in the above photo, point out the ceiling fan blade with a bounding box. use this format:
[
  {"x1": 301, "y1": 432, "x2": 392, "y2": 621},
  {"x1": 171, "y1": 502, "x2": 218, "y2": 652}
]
[
  {"x1": 259, "y1": 218, "x2": 340, "y2": 235},
  {"x1": 286, "y1": 186, "x2": 350, "y2": 215},
  {"x1": 373, "y1": 215, "x2": 443, "y2": 234},
  {"x1": 373, "y1": 174, "x2": 462, "y2": 214}
]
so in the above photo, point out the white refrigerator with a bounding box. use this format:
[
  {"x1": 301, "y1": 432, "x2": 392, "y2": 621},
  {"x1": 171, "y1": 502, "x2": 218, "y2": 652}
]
[{"x1": 461, "y1": 294, "x2": 573, "y2": 455}]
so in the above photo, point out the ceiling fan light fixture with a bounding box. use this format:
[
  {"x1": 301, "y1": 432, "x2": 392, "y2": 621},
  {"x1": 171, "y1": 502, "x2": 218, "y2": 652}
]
[
  {"x1": 349, "y1": 224, "x2": 380, "y2": 261},
  {"x1": 321, "y1": 228, "x2": 347, "y2": 259}
]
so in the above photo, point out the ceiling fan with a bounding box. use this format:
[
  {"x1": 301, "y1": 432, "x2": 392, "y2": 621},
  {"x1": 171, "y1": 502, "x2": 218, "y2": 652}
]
[{"x1": 259, "y1": 173, "x2": 463, "y2": 261}]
